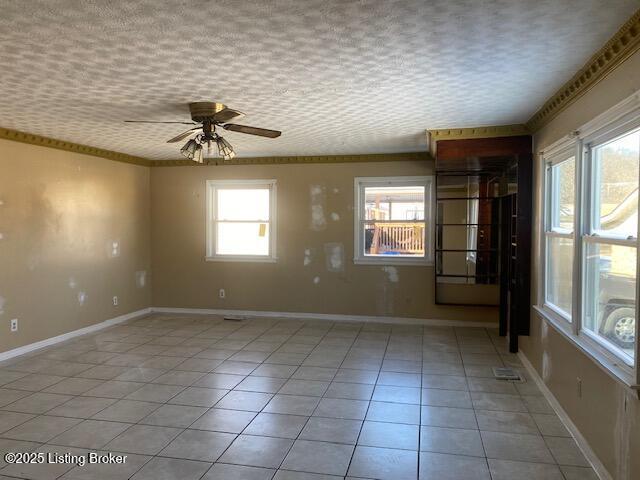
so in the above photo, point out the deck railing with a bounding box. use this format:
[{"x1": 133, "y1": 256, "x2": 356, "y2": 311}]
[{"x1": 370, "y1": 222, "x2": 425, "y2": 254}]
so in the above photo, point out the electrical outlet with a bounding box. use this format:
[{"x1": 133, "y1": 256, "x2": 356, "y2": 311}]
[
  {"x1": 219, "y1": 289, "x2": 226, "y2": 299},
  {"x1": 10, "y1": 319, "x2": 18, "y2": 332},
  {"x1": 112, "y1": 296, "x2": 118, "y2": 306}
]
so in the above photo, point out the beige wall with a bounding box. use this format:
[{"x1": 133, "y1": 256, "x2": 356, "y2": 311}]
[
  {"x1": 0, "y1": 139, "x2": 151, "y2": 353},
  {"x1": 151, "y1": 160, "x2": 498, "y2": 323},
  {"x1": 522, "y1": 49, "x2": 640, "y2": 480}
]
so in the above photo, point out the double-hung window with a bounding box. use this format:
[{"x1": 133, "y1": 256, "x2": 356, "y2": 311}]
[
  {"x1": 544, "y1": 154, "x2": 576, "y2": 319},
  {"x1": 582, "y1": 127, "x2": 639, "y2": 363},
  {"x1": 354, "y1": 176, "x2": 433, "y2": 265},
  {"x1": 540, "y1": 93, "x2": 640, "y2": 383},
  {"x1": 206, "y1": 179, "x2": 277, "y2": 262}
]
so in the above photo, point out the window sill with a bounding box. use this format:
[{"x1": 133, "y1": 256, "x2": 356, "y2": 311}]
[
  {"x1": 533, "y1": 305, "x2": 638, "y2": 391},
  {"x1": 205, "y1": 256, "x2": 277, "y2": 263},
  {"x1": 353, "y1": 257, "x2": 433, "y2": 267}
]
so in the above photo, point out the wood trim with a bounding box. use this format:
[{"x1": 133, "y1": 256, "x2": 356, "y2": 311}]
[
  {"x1": 0, "y1": 127, "x2": 151, "y2": 166},
  {"x1": 427, "y1": 124, "x2": 529, "y2": 154},
  {"x1": 149, "y1": 151, "x2": 433, "y2": 167},
  {"x1": 526, "y1": 8, "x2": 640, "y2": 132}
]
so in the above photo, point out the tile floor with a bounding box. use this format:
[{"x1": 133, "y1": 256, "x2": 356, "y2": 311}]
[{"x1": 0, "y1": 314, "x2": 598, "y2": 480}]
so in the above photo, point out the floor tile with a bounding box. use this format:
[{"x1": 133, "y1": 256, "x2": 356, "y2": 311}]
[
  {"x1": 471, "y1": 392, "x2": 527, "y2": 412},
  {"x1": 377, "y1": 371, "x2": 421, "y2": 387},
  {"x1": 420, "y1": 426, "x2": 485, "y2": 457},
  {"x1": 487, "y1": 458, "x2": 564, "y2": 480},
  {"x1": 475, "y1": 410, "x2": 538, "y2": 434},
  {"x1": 218, "y1": 434, "x2": 294, "y2": 468},
  {"x1": 168, "y1": 387, "x2": 228, "y2": 407},
  {"x1": 92, "y1": 399, "x2": 160, "y2": 423},
  {"x1": 2, "y1": 415, "x2": 81, "y2": 442},
  {"x1": 140, "y1": 404, "x2": 207, "y2": 428},
  {"x1": 323, "y1": 381, "x2": 373, "y2": 400},
  {"x1": 531, "y1": 413, "x2": 570, "y2": 437},
  {"x1": 114, "y1": 367, "x2": 166, "y2": 383},
  {"x1": 299, "y1": 416, "x2": 361, "y2": 444},
  {"x1": 264, "y1": 394, "x2": 320, "y2": 416},
  {"x1": 202, "y1": 463, "x2": 275, "y2": 480},
  {"x1": 49, "y1": 419, "x2": 130, "y2": 448},
  {"x1": 190, "y1": 408, "x2": 256, "y2": 433},
  {"x1": 43, "y1": 377, "x2": 104, "y2": 395},
  {"x1": 347, "y1": 445, "x2": 418, "y2": 480},
  {"x1": 214, "y1": 390, "x2": 273, "y2": 411},
  {"x1": 105, "y1": 424, "x2": 182, "y2": 455},
  {"x1": 421, "y1": 406, "x2": 477, "y2": 429},
  {"x1": 333, "y1": 368, "x2": 378, "y2": 384},
  {"x1": 419, "y1": 451, "x2": 490, "y2": 480},
  {"x1": 560, "y1": 465, "x2": 599, "y2": 480},
  {"x1": 82, "y1": 381, "x2": 145, "y2": 399},
  {"x1": 422, "y1": 374, "x2": 468, "y2": 391},
  {"x1": 235, "y1": 376, "x2": 287, "y2": 393},
  {"x1": 481, "y1": 431, "x2": 555, "y2": 464},
  {"x1": 131, "y1": 457, "x2": 210, "y2": 480},
  {"x1": 244, "y1": 412, "x2": 308, "y2": 439},
  {"x1": 279, "y1": 379, "x2": 329, "y2": 397},
  {"x1": 160, "y1": 428, "x2": 235, "y2": 462},
  {"x1": 544, "y1": 436, "x2": 590, "y2": 467},
  {"x1": 313, "y1": 398, "x2": 368, "y2": 420},
  {"x1": 372, "y1": 385, "x2": 421, "y2": 404},
  {"x1": 281, "y1": 439, "x2": 354, "y2": 476},
  {"x1": 359, "y1": 421, "x2": 419, "y2": 450},
  {"x1": 422, "y1": 388, "x2": 472, "y2": 408},
  {"x1": 48, "y1": 396, "x2": 117, "y2": 418},
  {"x1": 194, "y1": 373, "x2": 246, "y2": 389},
  {"x1": 125, "y1": 383, "x2": 184, "y2": 402},
  {"x1": 4, "y1": 392, "x2": 72, "y2": 414},
  {"x1": 366, "y1": 401, "x2": 420, "y2": 424},
  {"x1": 0, "y1": 411, "x2": 34, "y2": 434}
]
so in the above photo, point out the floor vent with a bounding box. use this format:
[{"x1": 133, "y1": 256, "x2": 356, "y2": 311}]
[{"x1": 492, "y1": 367, "x2": 521, "y2": 381}]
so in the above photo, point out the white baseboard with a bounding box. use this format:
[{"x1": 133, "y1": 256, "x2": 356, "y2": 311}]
[
  {"x1": 518, "y1": 351, "x2": 612, "y2": 480},
  {"x1": 0, "y1": 307, "x2": 152, "y2": 362},
  {"x1": 151, "y1": 306, "x2": 498, "y2": 328}
]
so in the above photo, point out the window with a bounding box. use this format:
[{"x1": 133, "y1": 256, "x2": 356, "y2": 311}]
[
  {"x1": 206, "y1": 180, "x2": 276, "y2": 262},
  {"x1": 539, "y1": 95, "x2": 640, "y2": 381},
  {"x1": 582, "y1": 128, "x2": 639, "y2": 363},
  {"x1": 354, "y1": 176, "x2": 433, "y2": 265},
  {"x1": 544, "y1": 155, "x2": 575, "y2": 318}
]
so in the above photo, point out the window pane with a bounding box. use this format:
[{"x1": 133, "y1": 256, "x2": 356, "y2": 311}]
[
  {"x1": 364, "y1": 221, "x2": 425, "y2": 257},
  {"x1": 545, "y1": 236, "x2": 573, "y2": 317},
  {"x1": 550, "y1": 157, "x2": 575, "y2": 231},
  {"x1": 217, "y1": 188, "x2": 270, "y2": 221},
  {"x1": 364, "y1": 186, "x2": 424, "y2": 221},
  {"x1": 217, "y1": 222, "x2": 269, "y2": 256},
  {"x1": 592, "y1": 129, "x2": 639, "y2": 237},
  {"x1": 583, "y1": 242, "x2": 636, "y2": 360}
]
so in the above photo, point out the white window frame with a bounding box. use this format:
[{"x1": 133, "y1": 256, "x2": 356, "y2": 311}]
[
  {"x1": 542, "y1": 147, "x2": 576, "y2": 322},
  {"x1": 353, "y1": 176, "x2": 434, "y2": 266},
  {"x1": 205, "y1": 179, "x2": 277, "y2": 263},
  {"x1": 536, "y1": 90, "x2": 640, "y2": 389}
]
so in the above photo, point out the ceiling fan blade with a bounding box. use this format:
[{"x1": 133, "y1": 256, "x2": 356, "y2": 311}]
[
  {"x1": 125, "y1": 120, "x2": 198, "y2": 125},
  {"x1": 213, "y1": 108, "x2": 245, "y2": 123},
  {"x1": 223, "y1": 124, "x2": 281, "y2": 138},
  {"x1": 167, "y1": 127, "x2": 201, "y2": 143}
]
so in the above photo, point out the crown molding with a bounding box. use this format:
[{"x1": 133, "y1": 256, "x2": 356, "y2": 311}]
[
  {"x1": 526, "y1": 8, "x2": 640, "y2": 132},
  {"x1": 149, "y1": 151, "x2": 433, "y2": 167},
  {"x1": 0, "y1": 127, "x2": 151, "y2": 167},
  {"x1": 427, "y1": 124, "x2": 530, "y2": 154}
]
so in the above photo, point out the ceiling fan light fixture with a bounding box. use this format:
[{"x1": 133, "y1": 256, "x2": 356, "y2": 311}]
[
  {"x1": 215, "y1": 134, "x2": 236, "y2": 161},
  {"x1": 181, "y1": 137, "x2": 204, "y2": 163}
]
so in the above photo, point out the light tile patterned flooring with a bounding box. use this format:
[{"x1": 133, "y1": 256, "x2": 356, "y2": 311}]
[{"x1": 0, "y1": 314, "x2": 598, "y2": 480}]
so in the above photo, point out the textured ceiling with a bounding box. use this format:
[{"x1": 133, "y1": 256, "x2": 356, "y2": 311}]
[{"x1": 0, "y1": 0, "x2": 638, "y2": 160}]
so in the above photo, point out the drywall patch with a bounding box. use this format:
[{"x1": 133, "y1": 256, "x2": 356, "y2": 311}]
[
  {"x1": 382, "y1": 266, "x2": 399, "y2": 283},
  {"x1": 68, "y1": 277, "x2": 77, "y2": 289},
  {"x1": 135, "y1": 270, "x2": 147, "y2": 288},
  {"x1": 77, "y1": 291, "x2": 88, "y2": 306},
  {"x1": 330, "y1": 212, "x2": 340, "y2": 222},
  {"x1": 108, "y1": 240, "x2": 120, "y2": 258},
  {"x1": 303, "y1": 249, "x2": 313, "y2": 267},
  {"x1": 0, "y1": 296, "x2": 5, "y2": 315},
  {"x1": 313, "y1": 276, "x2": 321, "y2": 284},
  {"x1": 324, "y1": 242, "x2": 344, "y2": 272},
  {"x1": 310, "y1": 185, "x2": 327, "y2": 231},
  {"x1": 0, "y1": 232, "x2": 4, "y2": 240}
]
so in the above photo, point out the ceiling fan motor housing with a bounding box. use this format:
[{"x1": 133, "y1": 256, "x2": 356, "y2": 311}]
[{"x1": 189, "y1": 102, "x2": 227, "y2": 123}]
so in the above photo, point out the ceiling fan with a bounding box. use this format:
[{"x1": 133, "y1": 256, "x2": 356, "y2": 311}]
[{"x1": 125, "y1": 102, "x2": 281, "y2": 162}]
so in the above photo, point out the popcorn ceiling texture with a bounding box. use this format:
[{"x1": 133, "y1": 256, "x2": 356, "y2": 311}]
[{"x1": 0, "y1": 0, "x2": 637, "y2": 160}]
